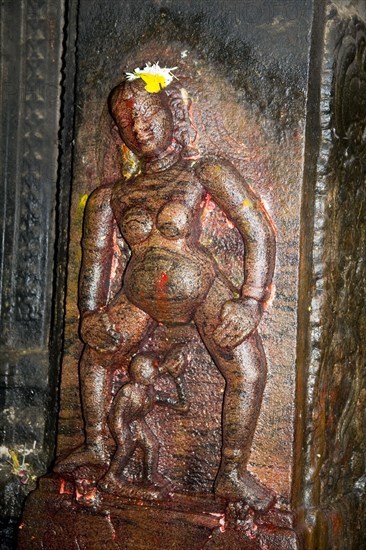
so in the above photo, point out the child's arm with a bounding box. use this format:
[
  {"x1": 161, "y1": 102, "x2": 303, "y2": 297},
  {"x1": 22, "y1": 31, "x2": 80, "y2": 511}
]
[{"x1": 155, "y1": 345, "x2": 190, "y2": 413}]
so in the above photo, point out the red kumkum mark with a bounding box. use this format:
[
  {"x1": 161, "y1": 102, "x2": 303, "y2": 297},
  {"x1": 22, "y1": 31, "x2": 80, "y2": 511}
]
[
  {"x1": 157, "y1": 272, "x2": 168, "y2": 291},
  {"x1": 59, "y1": 478, "x2": 73, "y2": 495},
  {"x1": 59, "y1": 479, "x2": 65, "y2": 494},
  {"x1": 155, "y1": 273, "x2": 169, "y2": 318},
  {"x1": 200, "y1": 193, "x2": 216, "y2": 223}
]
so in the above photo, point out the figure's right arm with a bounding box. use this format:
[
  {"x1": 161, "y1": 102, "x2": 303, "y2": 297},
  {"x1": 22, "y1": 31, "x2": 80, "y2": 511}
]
[
  {"x1": 79, "y1": 185, "x2": 131, "y2": 351},
  {"x1": 78, "y1": 185, "x2": 121, "y2": 317}
]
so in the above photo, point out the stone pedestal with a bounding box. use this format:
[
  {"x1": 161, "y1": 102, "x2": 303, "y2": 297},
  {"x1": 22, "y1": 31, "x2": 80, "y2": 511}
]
[
  {"x1": 16, "y1": 1, "x2": 366, "y2": 549},
  {"x1": 20, "y1": 476, "x2": 299, "y2": 549}
]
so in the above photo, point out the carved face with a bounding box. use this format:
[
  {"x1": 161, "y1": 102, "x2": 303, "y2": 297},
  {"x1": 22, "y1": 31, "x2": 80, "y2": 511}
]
[{"x1": 110, "y1": 80, "x2": 174, "y2": 159}]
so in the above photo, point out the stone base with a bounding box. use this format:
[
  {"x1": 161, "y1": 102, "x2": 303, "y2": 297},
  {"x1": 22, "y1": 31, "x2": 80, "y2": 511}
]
[{"x1": 18, "y1": 476, "x2": 300, "y2": 549}]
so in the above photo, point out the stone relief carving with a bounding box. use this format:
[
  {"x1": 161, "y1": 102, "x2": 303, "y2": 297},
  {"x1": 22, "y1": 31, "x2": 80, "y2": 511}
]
[{"x1": 55, "y1": 65, "x2": 276, "y2": 512}]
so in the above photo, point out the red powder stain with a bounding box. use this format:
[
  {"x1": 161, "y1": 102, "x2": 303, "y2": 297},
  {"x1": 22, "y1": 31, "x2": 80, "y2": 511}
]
[
  {"x1": 110, "y1": 229, "x2": 121, "y2": 282},
  {"x1": 59, "y1": 479, "x2": 73, "y2": 495},
  {"x1": 200, "y1": 194, "x2": 216, "y2": 223},
  {"x1": 263, "y1": 283, "x2": 275, "y2": 310},
  {"x1": 201, "y1": 194, "x2": 216, "y2": 211},
  {"x1": 245, "y1": 528, "x2": 258, "y2": 540},
  {"x1": 126, "y1": 99, "x2": 134, "y2": 109},
  {"x1": 155, "y1": 273, "x2": 169, "y2": 319},
  {"x1": 157, "y1": 272, "x2": 168, "y2": 292},
  {"x1": 75, "y1": 478, "x2": 97, "y2": 505}
]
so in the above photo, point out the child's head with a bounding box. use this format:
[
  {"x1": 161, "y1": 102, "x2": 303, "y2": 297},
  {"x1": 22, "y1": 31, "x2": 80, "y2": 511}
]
[{"x1": 129, "y1": 352, "x2": 158, "y2": 385}]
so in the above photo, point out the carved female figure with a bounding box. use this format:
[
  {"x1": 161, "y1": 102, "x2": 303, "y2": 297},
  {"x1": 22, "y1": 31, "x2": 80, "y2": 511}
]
[{"x1": 57, "y1": 69, "x2": 276, "y2": 512}]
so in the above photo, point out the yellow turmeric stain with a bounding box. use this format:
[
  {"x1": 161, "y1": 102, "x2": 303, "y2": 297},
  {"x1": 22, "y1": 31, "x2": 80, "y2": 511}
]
[
  {"x1": 242, "y1": 198, "x2": 253, "y2": 209},
  {"x1": 76, "y1": 194, "x2": 89, "y2": 233},
  {"x1": 121, "y1": 143, "x2": 141, "y2": 179},
  {"x1": 213, "y1": 165, "x2": 222, "y2": 172},
  {"x1": 79, "y1": 193, "x2": 88, "y2": 210}
]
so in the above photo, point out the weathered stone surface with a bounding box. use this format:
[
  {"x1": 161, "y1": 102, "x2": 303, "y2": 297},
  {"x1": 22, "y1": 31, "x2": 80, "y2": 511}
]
[{"x1": 1, "y1": 1, "x2": 365, "y2": 549}]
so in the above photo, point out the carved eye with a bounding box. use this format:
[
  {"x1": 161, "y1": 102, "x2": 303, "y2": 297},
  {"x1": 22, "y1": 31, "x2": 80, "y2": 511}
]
[{"x1": 115, "y1": 108, "x2": 132, "y2": 129}]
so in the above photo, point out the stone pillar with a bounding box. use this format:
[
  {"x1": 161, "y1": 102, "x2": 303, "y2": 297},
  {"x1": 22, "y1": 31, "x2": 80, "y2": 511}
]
[
  {"x1": 0, "y1": 1, "x2": 65, "y2": 547},
  {"x1": 12, "y1": 1, "x2": 366, "y2": 549},
  {"x1": 296, "y1": 3, "x2": 366, "y2": 547}
]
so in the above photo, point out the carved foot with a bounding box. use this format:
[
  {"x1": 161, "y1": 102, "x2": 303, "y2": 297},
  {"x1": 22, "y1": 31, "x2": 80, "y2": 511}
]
[
  {"x1": 99, "y1": 472, "x2": 172, "y2": 501},
  {"x1": 54, "y1": 444, "x2": 110, "y2": 474},
  {"x1": 215, "y1": 470, "x2": 275, "y2": 512}
]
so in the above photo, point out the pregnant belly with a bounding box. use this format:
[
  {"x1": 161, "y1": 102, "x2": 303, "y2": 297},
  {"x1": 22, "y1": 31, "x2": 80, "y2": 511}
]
[{"x1": 124, "y1": 248, "x2": 215, "y2": 323}]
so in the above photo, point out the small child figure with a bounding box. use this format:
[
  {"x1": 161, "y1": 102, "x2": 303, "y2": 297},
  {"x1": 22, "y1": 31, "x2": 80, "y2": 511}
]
[{"x1": 99, "y1": 345, "x2": 189, "y2": 499}]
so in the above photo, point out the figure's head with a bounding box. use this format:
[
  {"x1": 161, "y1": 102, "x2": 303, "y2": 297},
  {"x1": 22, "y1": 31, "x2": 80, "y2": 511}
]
[
  {"x1": 109, "y1": 79, "x2": 174, "y2": 159},
  {"x1": 129, "y1": 352, "x2": 159, "y2": 385}
]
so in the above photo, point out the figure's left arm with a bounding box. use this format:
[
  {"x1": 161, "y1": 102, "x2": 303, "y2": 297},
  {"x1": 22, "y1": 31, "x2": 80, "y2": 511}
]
[{"x1": 195, "y1": 157, "x2": 276, "y2": 349}]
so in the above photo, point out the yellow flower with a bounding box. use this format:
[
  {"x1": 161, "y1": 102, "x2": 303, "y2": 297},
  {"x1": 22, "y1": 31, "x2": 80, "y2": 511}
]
[{"x1": 126, "y1": 62, "x2": 177, "y2": 93}]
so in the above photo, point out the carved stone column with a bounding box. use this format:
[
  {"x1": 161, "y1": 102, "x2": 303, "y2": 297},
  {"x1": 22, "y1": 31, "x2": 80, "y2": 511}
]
[
  {"x1": 0, "y1": 0, "x2": 65, "y2": 547},
  {"x1": 296, "y1": 7, "x2": 366, "y2": 548},
  {"x1": 16, "y1": 1, "x2": 366, "y2": 549}
]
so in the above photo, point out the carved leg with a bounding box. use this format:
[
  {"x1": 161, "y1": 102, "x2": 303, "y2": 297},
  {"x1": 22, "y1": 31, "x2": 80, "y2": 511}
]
[
  {"x1": 55, "y1": 293, "x2": 153, "y2": 473},
  {"x1": 98, "y1": 428, "x2": 138, "y2": 493},
  {"x1": 195, "y1": 279, "x2": 275, "y2": 512},
  {"x1": 138, "y1": 420, "x2": 169, "y2": 488},
  {"x1": 100, "y1": 419, "x2": 170, "y2": 499}
]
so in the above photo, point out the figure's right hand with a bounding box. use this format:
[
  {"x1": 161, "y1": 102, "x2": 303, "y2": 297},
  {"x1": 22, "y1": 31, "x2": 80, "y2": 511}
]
[{"x1": 80, "y1": 310, "x2": 121, "y2": 352}]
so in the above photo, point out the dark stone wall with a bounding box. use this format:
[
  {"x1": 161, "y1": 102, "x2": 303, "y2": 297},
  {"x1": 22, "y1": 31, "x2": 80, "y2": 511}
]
[{"x1": 0, "y1": 1, "x2": 66, "y2": 547}]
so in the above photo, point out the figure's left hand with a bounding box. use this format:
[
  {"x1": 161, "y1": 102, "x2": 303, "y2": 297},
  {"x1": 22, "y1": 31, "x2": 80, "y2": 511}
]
[{"x1": 213, "y1": 298, "x2": 262, "y2": 350}]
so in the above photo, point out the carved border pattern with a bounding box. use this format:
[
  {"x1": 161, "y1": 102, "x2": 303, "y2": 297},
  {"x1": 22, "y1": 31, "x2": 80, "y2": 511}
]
[
  {"x1": 0, "y1": 0, "x2": 64, "y2": 538},
  {"x1": 0, "y1": 0, "x2": 63, "y2": 348}
]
